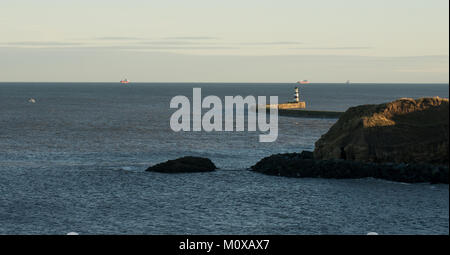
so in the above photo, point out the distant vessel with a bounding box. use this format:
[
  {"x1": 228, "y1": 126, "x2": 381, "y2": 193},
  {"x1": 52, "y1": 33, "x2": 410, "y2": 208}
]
[
  {"x1": 346, "y1": 80, "x2": 351, "y2": 85},
  {"x1": 297, "y1": 80, "x2": 309, "y2": 84},
  {"x1": 120, "y1": 78, "x2": 130, "y2": 84},
  {"x1": 28, "y1": 98, "x2": 36, "y2": 103}
]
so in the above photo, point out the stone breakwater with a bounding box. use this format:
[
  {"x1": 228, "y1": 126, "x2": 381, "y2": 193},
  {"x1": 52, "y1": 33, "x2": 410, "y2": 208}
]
[
  {"x1": 269, "y1": 101, "x2": 306, "y2": 109},
  {"x1": 250, "y1": 151, "x2": 449, "y2": 184},
  {"x1": 277, "y1": 109, "x2": 343, "y2": 118}
]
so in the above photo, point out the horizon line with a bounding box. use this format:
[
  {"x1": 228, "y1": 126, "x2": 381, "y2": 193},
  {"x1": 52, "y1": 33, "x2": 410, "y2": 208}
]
[{"x1": 0, "y1": 81, "x2": 449, "y2": 85}]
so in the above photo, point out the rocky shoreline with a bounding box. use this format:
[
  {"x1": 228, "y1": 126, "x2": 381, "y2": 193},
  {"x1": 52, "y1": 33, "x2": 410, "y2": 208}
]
[
  {"x1": 250, "y1": 151, "x2": 449, "y2": 184},
  {"x1": 250, "y1": 97, "x2": 446, "y2": 184},
  {"x1": 146, "y1": 97, "x2": 449, "y2": 184}
]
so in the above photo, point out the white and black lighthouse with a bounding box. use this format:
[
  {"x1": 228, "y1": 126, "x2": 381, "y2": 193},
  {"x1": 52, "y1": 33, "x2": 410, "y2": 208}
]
[
  {"x1": 294, "y1": 87, "x2": 300, "y2": 103},
  {"x1": 265, "y1": 86, "x2": 306, "y2": 109}
]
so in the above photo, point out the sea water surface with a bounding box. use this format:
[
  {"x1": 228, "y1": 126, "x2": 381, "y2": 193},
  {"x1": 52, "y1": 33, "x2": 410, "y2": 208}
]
[{"x1": 0, "y1": 82, "x2": 448, "y2": 234}]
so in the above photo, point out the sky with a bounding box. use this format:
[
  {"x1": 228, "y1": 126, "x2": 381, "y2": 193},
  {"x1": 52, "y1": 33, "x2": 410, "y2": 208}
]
[{"x1": 0, "y1": 0, "x2": 448, "y2": 83}]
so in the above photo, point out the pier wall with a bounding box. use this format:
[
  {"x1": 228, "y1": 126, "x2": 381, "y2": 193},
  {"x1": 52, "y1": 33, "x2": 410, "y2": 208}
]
[{"x1": 267, "y1": 101, "x2": 306, "y2": 109}]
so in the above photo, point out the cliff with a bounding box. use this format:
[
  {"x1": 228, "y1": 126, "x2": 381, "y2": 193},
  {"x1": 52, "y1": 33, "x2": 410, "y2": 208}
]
[{"x1": 314, "y1": 97, "x2": 449, "y2": 165}]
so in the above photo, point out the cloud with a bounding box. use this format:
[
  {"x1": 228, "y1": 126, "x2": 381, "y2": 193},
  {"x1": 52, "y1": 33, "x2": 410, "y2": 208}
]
[
  {"x1": 1, "y1": 45, "x2": 239, "y2": 51},
  {"x1": 94, "y1": 36, "x2": 143, "y2": 41},
  {"x1": 107, "y1": 45, "x2": 238, "y2": 50},
  {"x1": 1, "y1": 41, "x2": 84, "y2": 46},
  {"x1": 135, "y1": 40, "x2": 303, "y2": 47},
  {"x1": 162, "y1": 36, "x2": 220, "y2": 40},
  {"x1": 290, "y1": 46, "x2": 374, "y2": 50},
  {"x1": 240, "y1": 41, "x2": 303, "y2": 46},
  {"x1": 0, "y1": 41, "x2": 234, "y2": 50},
  {"x1": 137, "y1": 41, "x2": 218, "y2": 45}
]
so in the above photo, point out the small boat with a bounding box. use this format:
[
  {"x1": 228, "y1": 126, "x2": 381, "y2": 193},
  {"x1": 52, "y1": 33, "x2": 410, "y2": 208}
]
[
  {"x1": 120, "y1": 78, "x2": 130, "y2": 84},
  {"x1": 346, "y1": 80, "x2": 351, "y2": 85},
  {"x1": 28, "y1": 98, "x2": 36, "y2": 103},
  {"x1": 297, "y1": 80, "x2": 309, "y2": 84}
]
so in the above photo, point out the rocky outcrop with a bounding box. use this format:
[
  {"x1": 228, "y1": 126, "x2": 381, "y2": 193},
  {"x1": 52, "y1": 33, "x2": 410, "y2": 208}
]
[
  {"x1": 314, "y1": 97, "x2": 449, "y2": 165},
  {"x1": 146, "y1": 156, "x2": 217, "y2": 173},
  {"x1": 251, "y1": 152, "x2": 449, "y2": 184}
]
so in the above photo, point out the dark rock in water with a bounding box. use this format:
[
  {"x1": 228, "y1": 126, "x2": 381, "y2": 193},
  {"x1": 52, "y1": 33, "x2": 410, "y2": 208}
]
[
  {"x1": 146, "y1": 156, "x2": 217, "y2": 173},
  {"x1": 314, "y1": 97, "x2": 449, "y2": 165},
  {"x1": 251, "y1": 151, "x2": 449, "y2": 184}
]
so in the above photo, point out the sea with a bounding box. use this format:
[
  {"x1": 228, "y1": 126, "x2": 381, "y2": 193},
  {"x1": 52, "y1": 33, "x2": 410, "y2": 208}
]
[{"x1": 0, "y1": 82, "x2": 448, "y2": 234}]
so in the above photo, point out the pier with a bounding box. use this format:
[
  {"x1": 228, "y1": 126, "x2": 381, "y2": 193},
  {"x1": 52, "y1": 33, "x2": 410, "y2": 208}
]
[
  {"x1": 266, "y1": 86, "x2": 306, "y2": 109},
  {"x1": 277, "y1": 109, "x2": 343, "y2": 118},
  {"x1": 264, "y1": 86, "x2": 343, "y2": 118}
]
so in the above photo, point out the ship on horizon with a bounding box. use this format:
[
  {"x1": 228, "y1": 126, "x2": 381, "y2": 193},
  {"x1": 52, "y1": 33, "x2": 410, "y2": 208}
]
[
  {"x1": 297, "y1": 80, "x2": 309, "y2": 84},
  {"x1": 120, "y1": 78, "x2": 130, "y2": 84}
]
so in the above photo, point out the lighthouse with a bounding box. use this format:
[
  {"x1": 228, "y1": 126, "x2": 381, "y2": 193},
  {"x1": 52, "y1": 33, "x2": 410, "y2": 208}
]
[
  {"x1": 264, "y1": 86, "x2": 306, "y2": 110},
  {"x1": 294, "y1": 87, "x2": 300, "y2": 103}
]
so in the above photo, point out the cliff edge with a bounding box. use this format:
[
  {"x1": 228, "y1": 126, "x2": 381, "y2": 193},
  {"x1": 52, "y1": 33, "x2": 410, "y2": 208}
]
[{"x1": 314, "y1": 97, "x2": 449, "y2": 165}]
